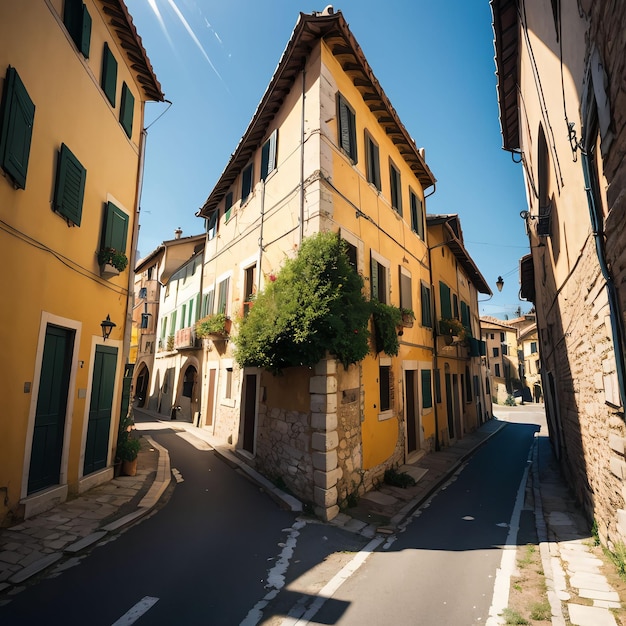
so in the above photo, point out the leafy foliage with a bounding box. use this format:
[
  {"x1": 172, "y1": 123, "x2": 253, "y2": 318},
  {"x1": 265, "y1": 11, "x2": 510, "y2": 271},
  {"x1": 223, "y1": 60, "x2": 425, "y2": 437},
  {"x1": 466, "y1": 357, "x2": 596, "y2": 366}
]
[
  {"x1": 195, "y1": 313, "x2": 229, "y2": 338},
  {"x1": 371, "y1": 300, "x2": 402, "y2": 355},
  {"x1": 234, "y1": 232, "x2": 372, "y2": 372},
  {"x1": 98, "y1": 247, "x2": 128, "y2": 272},
  {"x1": 384, "y1": 467, "x2": 416, "y2": 488}
]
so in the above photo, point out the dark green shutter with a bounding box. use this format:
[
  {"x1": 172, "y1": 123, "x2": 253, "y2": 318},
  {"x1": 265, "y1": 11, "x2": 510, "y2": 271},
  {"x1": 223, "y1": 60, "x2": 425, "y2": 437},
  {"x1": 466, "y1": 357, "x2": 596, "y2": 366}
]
[
  {"x1": 338, "y1": 94, "x2": 356, "y2": 162},
  {"x1": 469, "y1": 337, "x2": 480, "y2": 357},
  {"x1": 119, "y1": 82, "x2": 134, "y2": 138},
  {"x1": 80, "y1": 5, "x2": 92, "y2": 57},
  {"x1": 261, "y1": 130, "x2": 277, "y2": 180},
  {"x1": 102, "y1": 201, "x2": 128, "y2": 252},
  {"x1": 0, "y1": 67, "x2": 35, "y2": 190},
  {"x1": 421, "y1": 370, "x2": 432, "y2": 409},
  {"x1": 371, "y1": 255, "x2": 379, "y2": 300},
  {"x1": 54, "y1": 143, "x2": 86, "y2": 226},
  {"x1": 439, "y1": 281, "x2": 452, "y2": 319},
  {"x1": 241, "y1": 164, "x2": 253, "y2": 202},
  {"x1": 421, "y1": 283, "x2": 432, "y2": 327},
  {"x1": 101, "y1": 43, "x2": 117, "y2": 106},
  {"x1": 461, "y1": 301, "x2": 470, "y2": 327}
]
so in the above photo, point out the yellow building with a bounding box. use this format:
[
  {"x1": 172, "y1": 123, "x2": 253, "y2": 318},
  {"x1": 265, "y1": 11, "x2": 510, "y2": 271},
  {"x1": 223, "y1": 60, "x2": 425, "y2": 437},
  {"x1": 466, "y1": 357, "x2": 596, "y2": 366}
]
[
  {"x1": 427, "y1": 215, "x2": 492, "y2": 445},
  {"x1": 0, "y1": 1, "x2": 162, "y2": 523},
  {"x1": 481, "y1": 316, "x2": 520, "y2": 404},
  {"x1": 195, "y1": 8, "x2": 438, "y2": 520}
]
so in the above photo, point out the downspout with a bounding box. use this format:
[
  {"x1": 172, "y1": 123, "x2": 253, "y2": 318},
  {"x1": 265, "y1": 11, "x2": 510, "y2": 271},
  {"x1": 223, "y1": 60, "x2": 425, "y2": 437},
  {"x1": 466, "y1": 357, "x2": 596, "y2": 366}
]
[
  {"x1": 299, "y1": 69, "x2": 306, "y2": 245},
  {"x1": 581, "y1": 153, "x2": 626, "y2": 409},
  {"x1": 428, "y1": 242, "x2": 440, "y2": 451}
]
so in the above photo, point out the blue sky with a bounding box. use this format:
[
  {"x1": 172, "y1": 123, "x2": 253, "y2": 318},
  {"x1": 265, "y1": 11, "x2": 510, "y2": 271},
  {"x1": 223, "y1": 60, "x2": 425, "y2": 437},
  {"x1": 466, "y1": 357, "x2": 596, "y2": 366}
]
[{"x1": 130, "y1": 0, "x2": 529, "y2": 319}]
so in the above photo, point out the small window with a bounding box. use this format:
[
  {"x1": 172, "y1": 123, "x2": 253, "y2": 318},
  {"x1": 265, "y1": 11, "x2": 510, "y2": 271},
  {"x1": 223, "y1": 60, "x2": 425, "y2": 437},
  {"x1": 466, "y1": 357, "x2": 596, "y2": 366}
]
[
  {"x1": 502, "y1": 344, "x2": 509, "y2": 356},
  {"x1": 217, "y1": 277, "x2": 230, "y2": 315},
  {"x1": 119, "y1": 82, "x2": 134, "y2": 138},
  {"x1": 439, "y1": 281, "x2": 452, "y2": 319},
  {"x1": 389, "y1": 161, "x2": 402, "y2": 215},
  {"x1": 379, "y1": 364, "x2": 391, "y2": 412},
  {"x1": 181, "y1": 304, "x2": 187, "y2": 328},
  {"x1": 494, "y1": 363, "x2": 501, "y2": 377},
  {"x1": 530, "y1": 341, "x2": 538, "y2": 353},
  {"x1": 493, "y1": 347, "x2": 499, "y2": 357},
  {"x1": 409, "y1": 190, "x2": 424, "y2": 239},
  {"x1": 169, "y1": 311, "x2": 177, "y2": 335},
  {"x1": 421, "y1": 282, "x2": 432, "y2": 328},
  {"x1": 101, "y1": 201, "x2": 128, "y2": 253},
  {"x1": 224, "y1": 367, "x2": 233, "y2": 400},
  {"x1": 241, "y1": 163, "x2": 253, "y2": 203},
  {"x1": 260, "y1": 130, "x2": 277, "y2": 180},
  {"x1": 138, "y1": 287, "x2": 147, "y2": 299},
  {"x1": 140, "y1": 313, "x2": 149, "y2": 329},
  {"x1": 54, "y1": 143, "x2": 86, "y2": 226},
  {"x1": 63, "y1": 0, "x2": 91, "y2": 58},
  {"x1": 421, "y1": 370, "x2": 432, "y2": 409},
  {"x1": 460, "y1": 301, "x2": 470, "y2": 328},
  {"x1": 101, "y1": 43, "x2": 117, "y2": 107},
  {"x1": 207, "y1": 209, "x2": 218, "y2": 240},
  {"x1": 202, "y1": 290, "x2": 215, "y2": 317},
  {"x1": 337, "y1": 93, "x2": 357, "y2": 162},
  {"x1": 224, "y1": 192, "x2": 233, "y2": 223},
  {"x1": 453, "y1": 294, "x2": 459, "y2": 320},
  {"x1": 500, "y1": 332, "x2": 505, "y2": 342},
  {"x1": 370, "y1": 254, "x2": 388, "y2": 303},
  {"x1": 243, "y1": 265, "x2": 256, "y2": 317},
  {"x1": 365, "y1": 131, "x2": 380, "y2": 190},
  {"x1": 399, "y1": 269, "x2": 412, "y2": 312},
  {"x1": 344, "y1": 240, "x2": 357, "y2": 270},
  {"x1": 0, "y1": 66, "x2": 35, "y2": 190}
]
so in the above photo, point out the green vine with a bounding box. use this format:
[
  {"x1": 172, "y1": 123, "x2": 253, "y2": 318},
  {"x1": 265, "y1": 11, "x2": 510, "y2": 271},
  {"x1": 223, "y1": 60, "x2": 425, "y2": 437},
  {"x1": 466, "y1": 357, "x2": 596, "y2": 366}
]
[
  {"x1": 234, "y1": 232, "x2": 372, "y2": 372},
  {"x1": 371, "y1": 300, "x2": 402, "y2": 355}
]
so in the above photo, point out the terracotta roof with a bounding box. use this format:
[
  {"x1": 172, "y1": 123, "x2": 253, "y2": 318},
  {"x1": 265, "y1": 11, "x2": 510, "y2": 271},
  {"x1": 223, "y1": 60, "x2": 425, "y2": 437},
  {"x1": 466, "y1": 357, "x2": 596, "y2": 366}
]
[
  {"x1": 98, "y1": 0, "x2": 164, "y2": 102},
  {"x1": 491, "y1": 0, "x2": 519, "y2": 151},
  {"x1": 199, "y1": 9, "x2": 436, "y2": 217},
  {"x1": 481, "y1": 315, "x2": 517, "y2": 330}
]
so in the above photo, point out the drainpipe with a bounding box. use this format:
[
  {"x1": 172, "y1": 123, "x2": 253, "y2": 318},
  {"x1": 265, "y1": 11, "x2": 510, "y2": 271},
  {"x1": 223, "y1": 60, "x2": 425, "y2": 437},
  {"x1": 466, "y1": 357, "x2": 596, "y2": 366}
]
[
  {"x1": 581, "y1": 152, "x2": 626, "y2": 408},
  {"x1": 427, "y1": 243, "x2": 440, "y2": 451},
  {"x1": 299, "y1": 69, "x2": 306, "y2": 245}
]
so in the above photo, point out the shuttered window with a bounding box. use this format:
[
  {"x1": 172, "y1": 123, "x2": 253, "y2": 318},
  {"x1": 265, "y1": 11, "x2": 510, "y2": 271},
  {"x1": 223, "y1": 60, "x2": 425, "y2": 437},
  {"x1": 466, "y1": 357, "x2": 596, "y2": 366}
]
[
  {"x1": 241, "y1": 163, "x2": 253, "y2": 203},
  {"x1": 217, "y1": 277, "x2": 230, "y2": 314},
  {"x1": 63, "y1": 0, "x2": 91, "y2": 58},
  {"x1": 400, "y1": 269, "x2": 412, "y2": 311},
  {"x1": 365, "y1": 131, "x2": 380, "y2": 190},
  {"x1": 390, "y1": 161, "x2": 402, "y2": 215},
  {"x1": 54, "y1": 143, "x2": 86, "y2": 226},
  {"x1": 439, "y1": 281, "x2": 452, "y2": 319},
  {"x1": 410, "y1": 189, "x2": 424, "y2": 239},
  {"x1": 460, "y1": 301, "x2": 470, "y2": 328},
  {"x1": 101, "y1": 201, "x2": 128, "y2": 253},
  {"x1": 101, "y1": 43, "x2": 117, "y2": 106},
  {"x1": 370, "y1": 254, "x2": 388, "y2": 303},
  {"x1": 421, "y1": 282, "x2": 432, "y2": 328},
  {"x1": 224, "y1": 192, "x2": 233, "y2": 223},
  {"x1": 337, "y1": 93, "x2": 357, "y2": 162},
  {"x1": 0, "y1": 66, "x2": 35, "y2": 190},
  {"x1": 119, "y1": 82, "x2": 134, "y2": 138},
  {"x1": 379, "y1": 364, "x2": 391, "y2": 412},
  {"x1": 202, "y1": 290, "x2": 215, "y2": 317},
  {"x1": 421, "y1": 370, "x2": 433, "y2": 409},
  {"x1": 260, "y1": 130, "x2": 277, "y2": 180}
]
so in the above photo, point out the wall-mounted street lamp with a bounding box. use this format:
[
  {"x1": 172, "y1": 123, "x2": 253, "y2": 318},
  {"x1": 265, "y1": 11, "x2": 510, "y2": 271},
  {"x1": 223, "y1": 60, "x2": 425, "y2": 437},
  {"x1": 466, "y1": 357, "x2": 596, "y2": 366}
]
[
  {"x1": 496, "y1": 276, "x2": 504, "y2": 292},
  {"x1": 101, "y1": 315, "x2": 116, "y2": 341}
]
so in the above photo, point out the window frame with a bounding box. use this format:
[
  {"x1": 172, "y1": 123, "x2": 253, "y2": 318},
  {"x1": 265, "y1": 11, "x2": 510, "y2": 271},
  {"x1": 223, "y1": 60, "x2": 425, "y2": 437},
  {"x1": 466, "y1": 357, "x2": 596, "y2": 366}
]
[
  {"x1": 337, "y1": 93, "x2": 357, "y2": 163},
  {"x1": 389, "y1": 160, "x2": 402, "y2": 215},
  {"x1": 420, "y1": 281, "x2": 432, "y2": 328},
  {"x1": 101, "y1": 201, "x2": 129, "y2": 254},
  {"x1": 370, "y1": 251, "x2": 390, "y2": 304},
  {"x1": 260, "y1": 129, "x2": 277, "y2": 181},
  {"x1": 101, "y1": 42, "x2": 117, "y2": 107},
  {"x1": 241, "y1": 163, "x2": 253, "y2": 204},
  {"x1": 119, "y1": 82, "x2": 134, "y2": 138},
  {"x1": 365, "y1": 130, "x2": 381, "y2": 191},
  {"x1": 409, "y1": 188, "x2": 424, "y2": 239},
  {"x1": 54, "y1": 143, "x2": 86, "y2": 226},
  {"x1": 63, "y1": 0, "x2": 91, "y2": 58}
]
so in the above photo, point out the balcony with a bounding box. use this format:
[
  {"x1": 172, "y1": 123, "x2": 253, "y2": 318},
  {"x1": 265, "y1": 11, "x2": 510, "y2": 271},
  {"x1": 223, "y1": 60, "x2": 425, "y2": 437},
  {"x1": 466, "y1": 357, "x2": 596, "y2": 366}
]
[{"x1": 174, "y1": 327, "x2": 200, "y2": 350}]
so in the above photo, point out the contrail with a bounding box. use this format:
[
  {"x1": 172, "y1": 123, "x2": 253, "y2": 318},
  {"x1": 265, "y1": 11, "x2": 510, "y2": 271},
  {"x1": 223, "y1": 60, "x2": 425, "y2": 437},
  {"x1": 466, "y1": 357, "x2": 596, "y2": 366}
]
[
  {"x1": 146, "y1": 0, "x2": 173, "y2": 47},
  {"x1": 165, "y1": 0, "x2": 224, "y2": 82}
]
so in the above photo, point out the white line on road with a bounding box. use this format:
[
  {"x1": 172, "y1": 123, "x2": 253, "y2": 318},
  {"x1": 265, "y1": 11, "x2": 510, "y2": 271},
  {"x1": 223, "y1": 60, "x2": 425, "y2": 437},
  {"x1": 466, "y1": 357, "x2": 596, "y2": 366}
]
[{"x1": 111, "y1": 596, "x2": 159, "y2": 626}]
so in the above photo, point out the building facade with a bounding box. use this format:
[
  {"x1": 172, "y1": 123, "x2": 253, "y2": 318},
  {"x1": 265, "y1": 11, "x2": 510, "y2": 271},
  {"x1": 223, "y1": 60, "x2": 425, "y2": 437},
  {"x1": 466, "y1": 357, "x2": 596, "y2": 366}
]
[
  {"x1": 481, "y1": 316, "x2": 520, "y2": 405},
  {"x1": 0, "y1": 0, "x2": 162, "y2": 523},
  {"x1": 492, "y1": 0, "x2": 626, "y2": 544}
]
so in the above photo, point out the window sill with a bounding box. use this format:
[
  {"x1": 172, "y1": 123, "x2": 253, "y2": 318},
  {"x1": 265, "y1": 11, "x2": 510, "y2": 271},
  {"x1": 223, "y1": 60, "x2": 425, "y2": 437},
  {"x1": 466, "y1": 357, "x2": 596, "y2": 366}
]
[
  {"x1": 221, "y1": 398, "x2": 236, "y2": 408},
  {"x1": 378, "y1": 410, "x2": 394, "y2": 421}
]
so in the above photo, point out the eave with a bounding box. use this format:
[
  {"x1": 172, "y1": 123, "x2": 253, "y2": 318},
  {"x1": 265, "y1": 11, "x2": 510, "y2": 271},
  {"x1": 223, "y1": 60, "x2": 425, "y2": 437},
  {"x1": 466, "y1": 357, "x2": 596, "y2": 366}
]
[
  {"x1": 199, "y1": 10, "x2": 436, "y2": 218},
  {"x1": 491, "y1": 0, "x2": 519, "y2": 151},
  {"x1": 98, "y1": 0, "x2": 164, "y2": 102}
]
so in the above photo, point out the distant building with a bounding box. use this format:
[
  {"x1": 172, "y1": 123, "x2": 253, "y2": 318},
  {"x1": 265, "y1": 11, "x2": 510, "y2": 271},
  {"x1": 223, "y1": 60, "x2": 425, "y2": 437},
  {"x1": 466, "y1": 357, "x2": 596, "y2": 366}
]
[
  {"x1": 0, "y1": 1, "x2": 162, "y2": 523},
  {"x1": 492, "y1": 0, "x2": 626, "y2": 544},
  {"x1": 481, "y1": 317, "x2": 520, "y2": 404}
]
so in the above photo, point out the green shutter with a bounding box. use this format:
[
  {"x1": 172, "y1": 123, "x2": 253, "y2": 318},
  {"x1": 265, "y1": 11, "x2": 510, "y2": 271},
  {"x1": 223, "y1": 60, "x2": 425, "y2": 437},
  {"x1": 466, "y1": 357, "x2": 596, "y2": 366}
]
[
  {"x1": 421, "y1": 283, "x2": 432, "y2": 328},
  {"x1": 469, "y1": 337, "x2": 480, "y2": 357},
  {"x1": 54, "y1": 143, "x2": 86, "y2": 226},
  {"x1": 101, "y1": 43, "x2": 117, "y2": 106},
  {"x1": 370, "y1": 255, "x2": 379, "y2": 300},
  {"x1": 80, "y1": 5, "x2": 92, "y2": 57},
  {"x1": 218, "y1": 278, "x2": 229, "y2": 314},
  {"x1": 102, "y1": 201, "x2": 128, "y2": 252},
  {"x1": 64, "y1": 1, "x2": 91, "y2": 57},
  {"x1": 461, "y1": 301, "x2": 470, "y2": 327},
  {"x1": 338, "y1": 94, "x2": 356, "y2": 162},
  {"x1": 261, "y1": 130, "x2": 277, "y2": 180},
  {"x1": 421, "y1": 370, "x2": 432, "y2": 409},
  {"x1": 0, "y1": 67, "x2": 35, "y2": 190},
  {"x1": 119, "y1": 82, "x2": 134, "y2": 138},
  {"x1": 439, "y1": 281, "x2": 452, "y2": 319}
]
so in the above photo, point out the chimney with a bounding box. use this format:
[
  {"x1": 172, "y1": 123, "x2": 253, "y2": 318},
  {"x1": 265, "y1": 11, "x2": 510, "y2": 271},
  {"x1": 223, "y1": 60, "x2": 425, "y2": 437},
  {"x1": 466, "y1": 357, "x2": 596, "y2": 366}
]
[{"x1": 174, "y1": 227, "x2": 182, "y2": 239}]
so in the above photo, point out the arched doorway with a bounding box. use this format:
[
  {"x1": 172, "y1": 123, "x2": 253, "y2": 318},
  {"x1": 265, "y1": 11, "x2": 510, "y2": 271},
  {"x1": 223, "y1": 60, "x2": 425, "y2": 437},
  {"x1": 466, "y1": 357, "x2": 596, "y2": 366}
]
[
  {"x1": 176, "y1": 364, "x2": 198, "y2": 423},
  {"x1": 134, "y1": 363, "x2": 150, "y2": 408}
]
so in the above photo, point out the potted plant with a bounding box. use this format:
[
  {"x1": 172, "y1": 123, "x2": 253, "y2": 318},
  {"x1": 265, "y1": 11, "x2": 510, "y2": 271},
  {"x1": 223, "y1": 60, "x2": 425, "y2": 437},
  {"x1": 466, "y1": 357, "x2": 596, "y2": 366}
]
[
  {"x1": 400, "y1": 308, "x2": 415, "y2": 328},
  {"x1": 439, "y1": 318, "x2": 467, "y2": 344},
  {"x1": 195, "y1": 313, "x2": 231, "y2": 340},
  {"x1": 118, "y1": 436, "x2": 141, "y2": 476},
  {"x1": 98, "y1": 247, "x2": 129, "y2": 277}
]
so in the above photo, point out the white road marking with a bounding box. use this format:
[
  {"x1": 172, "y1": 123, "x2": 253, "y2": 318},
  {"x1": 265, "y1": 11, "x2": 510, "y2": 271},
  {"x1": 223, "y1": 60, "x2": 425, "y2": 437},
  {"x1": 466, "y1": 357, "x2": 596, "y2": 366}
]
[
  {"x1": 171, "y1": 468, "x2": 184, "y2": 483},
  {"x1": 111, "y1": 596, "x2": 159, "y2": 626}
]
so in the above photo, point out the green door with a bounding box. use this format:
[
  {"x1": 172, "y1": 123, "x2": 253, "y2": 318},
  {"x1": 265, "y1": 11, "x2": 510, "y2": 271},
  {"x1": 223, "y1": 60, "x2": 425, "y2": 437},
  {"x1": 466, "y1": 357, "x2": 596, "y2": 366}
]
[
  {"x1": 28, "y1": 325, "x2": 74, "y2": 494},
  {"x1": 84, "y1": 345, "x2": 117, "y2": 475}
]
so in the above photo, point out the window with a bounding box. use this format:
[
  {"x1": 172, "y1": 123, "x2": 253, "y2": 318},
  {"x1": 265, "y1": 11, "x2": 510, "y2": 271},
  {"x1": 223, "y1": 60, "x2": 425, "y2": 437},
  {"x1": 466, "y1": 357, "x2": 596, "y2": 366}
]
[
  {"x1": 493, "y1": 347, "x2": 499, "y2": 357},
  {"x1": 530, "y1": 341, "x2": 538, "y2": 354},
  {"x1": 63, "y1": 0, "x2": 91, "y2": 58},
  {"x1": 421, "y1": 370, "x2": 432, "y2": 409},
  {"x1": 139, "y1": 287, "x2": 147, "y2": 299},
  {"x1": 460, "y1": 301, "x2": 470, "y2": 328},
  {"x1": 0, "y1": 66, "x2": 35, "y2": 190},
  {"x1": 494, "y1": 363, "x2": 501, "y2": 377},
  {"x1": 101, "y1": 201, "x2": 128, "y2": 253},
  {"x1": 365, "y1": 132, "x2": 380, "y2": 190},
  {"x1": 224, "y1": 192, "x2": 233, "y2": 223},
  {"x1": 389, "y1": 161, "x2": 402, "y2": 215},
  {"x1": 120, "y1": 82, "x2": 134, "y2": 138},
  {"x1": 141, "y1": 313, "x2": 149, "y2": 329},
  {"x1": 439, "y1": 281, "x2": 452, "y2": 319},
  {"x1": 399, "y1": 269, "x2": 412, "y2": 312},
  {"x1": 409, "y1": 190, "x2": 424, "y2": 239},
  {"x1": 453, "y1": 294, "x2": 459, "y2": 319},
  {"x1": 224, "y1": 367, "x2": 233, "y2": 400},
  {"x1": 217, "y1": 277, "x2": 230, "y2": 314},
  {"x1": 241, "y1": 163, "x2": 253, "y2": 203},
  {"x1": 207, "y1": 209, "x2": 218, "y2": 240},
  {"x1": 243, "y1": 265, "x2": 256, "y2": 316},
  {"x1": 54, "y1": 143, "x2": 86, "y2": 226},
  {"x1": 260, "y1": 130, "x2": 277, "y2": 180},
  {"x1": 160, "y1": 317, "x2": 167, "y2": 340},
  {"x1": 187, "y1": 300, "x2": 193, "y2": 326},
  {"x1": 370, "y1": 254, "x2": 388, "y2": 303},
  {"x1": 337, "y1": 93, "x2": 357, "y2": 162},
  {"x1": 101, "y1": 43, "x2": 117, "y2": 107},
  {"x1": 181, "y1": 304, "x2": 187, "y2": 328},
  {"x1": 379, "y1": 364, "x2": 391, "y2": 412},
  {"x1": 490, "y1": 333, "x2": 495, "y2": 340},
  {"x1": 502, "y1": 344, "x2": 508, "y2": 356},
  {"x1": 169, "y1": 311, "x2": 177, "y2": 335},
  {"x1": 500, "y1": 332, "x2": 505, "y2": 342},
  {"x1": 344, "y1": 240, "x2": 357, "y2": 270},
  {"x1": 202, "y1": 290, "x2": 214, "y2": 317},
  {"x1": 421, "y1": 282, "x2": 432, "y2": 328}
]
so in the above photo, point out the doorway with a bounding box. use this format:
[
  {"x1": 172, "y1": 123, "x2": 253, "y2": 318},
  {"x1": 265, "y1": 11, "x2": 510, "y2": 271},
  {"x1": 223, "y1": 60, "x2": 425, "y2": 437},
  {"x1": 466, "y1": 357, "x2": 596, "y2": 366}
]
[
  {"x1": 28, "y1": 325, "x2": 74, "y2": 493},
  {"x1": 242, "y1": 373, "x2": 257, "y2": 454},
  {"x1": 405, "y1": 369, "x2": 420, "y2": 455}
]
